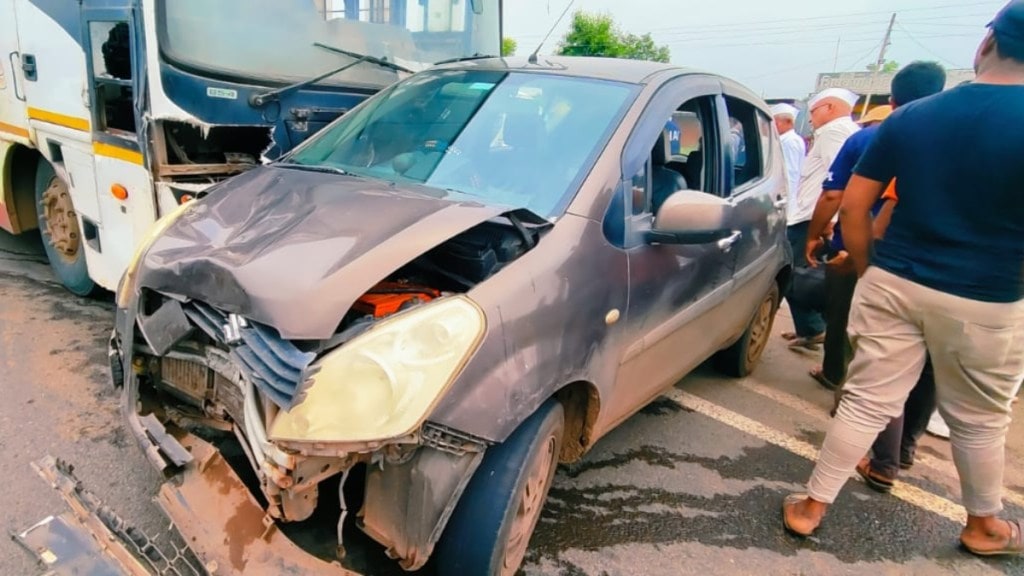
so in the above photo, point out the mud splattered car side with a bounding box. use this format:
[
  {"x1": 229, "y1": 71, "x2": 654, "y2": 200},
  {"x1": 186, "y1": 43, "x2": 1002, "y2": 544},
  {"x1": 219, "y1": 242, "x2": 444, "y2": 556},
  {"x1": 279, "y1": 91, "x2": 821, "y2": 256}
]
[{"x1": 112, "y1": 56, "x2": 791, "y2": 575}]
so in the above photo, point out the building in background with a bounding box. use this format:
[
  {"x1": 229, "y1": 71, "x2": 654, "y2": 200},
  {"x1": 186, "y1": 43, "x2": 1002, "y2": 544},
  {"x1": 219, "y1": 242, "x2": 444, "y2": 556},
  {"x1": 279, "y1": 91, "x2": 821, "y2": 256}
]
[{"x1": 815, "y1": 68, "x2": 975, "y2": 116}]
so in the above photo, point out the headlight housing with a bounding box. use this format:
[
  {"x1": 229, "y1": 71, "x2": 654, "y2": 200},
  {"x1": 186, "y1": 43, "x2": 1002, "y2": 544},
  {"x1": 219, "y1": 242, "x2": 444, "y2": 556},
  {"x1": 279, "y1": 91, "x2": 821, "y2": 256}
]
[
  {"x1": 269, "y1": 296, "x2": 486, "y2": 444},
  {"x1": 116, "y1": 200, "x2": 193, "y2": 308}
]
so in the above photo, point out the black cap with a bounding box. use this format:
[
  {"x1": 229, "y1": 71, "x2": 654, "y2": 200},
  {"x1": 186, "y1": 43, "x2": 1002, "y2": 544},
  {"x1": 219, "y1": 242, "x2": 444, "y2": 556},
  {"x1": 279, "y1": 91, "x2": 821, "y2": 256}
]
[{"x1": 989, "y1": 1, "x2": 1024, "y2": 59}]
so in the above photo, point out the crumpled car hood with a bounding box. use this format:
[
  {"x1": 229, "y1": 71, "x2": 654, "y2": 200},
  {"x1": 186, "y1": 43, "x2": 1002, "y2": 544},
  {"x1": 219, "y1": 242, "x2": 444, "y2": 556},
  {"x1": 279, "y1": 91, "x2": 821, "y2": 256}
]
[{"x1": 136, "y1": 166, "x2": 506, "y2": 339}]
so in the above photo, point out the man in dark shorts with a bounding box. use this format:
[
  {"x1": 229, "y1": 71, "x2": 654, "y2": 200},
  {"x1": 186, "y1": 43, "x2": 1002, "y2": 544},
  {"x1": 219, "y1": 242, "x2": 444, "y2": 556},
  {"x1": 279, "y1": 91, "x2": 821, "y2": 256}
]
[{"x1": 783, "y1": 1, "x2": 1024, "y2": 557}]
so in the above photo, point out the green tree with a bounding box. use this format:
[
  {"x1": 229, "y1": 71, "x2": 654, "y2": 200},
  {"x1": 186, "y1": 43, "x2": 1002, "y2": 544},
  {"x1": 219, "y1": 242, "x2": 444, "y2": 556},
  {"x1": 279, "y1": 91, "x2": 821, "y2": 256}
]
[
  {"x1": 502, "y1": 37, "x2": 517, "y2": 57},
  {"x1": 621, "y1": 32, "x2": 671, "y2": 63},
  {"x1": 556, "y1": 11, "x2": 670, "y2": 63},
  {"x1": 867, "y1": 59, "x2": 900, "y2": 73}
]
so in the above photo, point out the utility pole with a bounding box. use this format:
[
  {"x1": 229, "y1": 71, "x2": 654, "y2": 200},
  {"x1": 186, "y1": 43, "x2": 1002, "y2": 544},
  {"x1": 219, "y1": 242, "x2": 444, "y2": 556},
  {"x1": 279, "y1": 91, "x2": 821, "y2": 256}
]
[{"x1": 860, "y1": 13, "x2": 896, "y2": 120}]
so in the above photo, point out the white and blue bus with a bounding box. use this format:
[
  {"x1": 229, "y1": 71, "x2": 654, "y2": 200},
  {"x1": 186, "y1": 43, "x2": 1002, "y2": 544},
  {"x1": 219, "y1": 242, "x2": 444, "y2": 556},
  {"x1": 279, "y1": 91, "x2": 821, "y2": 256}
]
[{"x1": 0, "y1": 0, "x2": 502, "y2": 294}]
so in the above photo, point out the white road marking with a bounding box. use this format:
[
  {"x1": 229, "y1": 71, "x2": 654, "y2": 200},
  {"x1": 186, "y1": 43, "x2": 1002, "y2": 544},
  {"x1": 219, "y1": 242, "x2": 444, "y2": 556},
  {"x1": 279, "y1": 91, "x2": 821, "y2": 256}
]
[
  {"x1": 665, "y1": 389, "x2": 967, "y2": 525},
  {"x1": 735, "y1": 379, "x2": 1024, "y2": 511},
  {"x1": 736, "y1": 379, "x2": 831, "y2": 421}
]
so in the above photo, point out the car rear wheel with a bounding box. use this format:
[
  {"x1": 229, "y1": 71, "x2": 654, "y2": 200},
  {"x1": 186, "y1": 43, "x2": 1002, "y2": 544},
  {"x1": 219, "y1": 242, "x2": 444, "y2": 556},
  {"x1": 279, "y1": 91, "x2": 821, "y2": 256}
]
[
  {"x1": 714, "y1": 283, "x2": 779, "y2": 378},
  {"x1": 35, "y1": 160, "x2": 95, "y2": 296},
  {"x1": 434, "y1": 400, "x2": 564, "y2": 576}
]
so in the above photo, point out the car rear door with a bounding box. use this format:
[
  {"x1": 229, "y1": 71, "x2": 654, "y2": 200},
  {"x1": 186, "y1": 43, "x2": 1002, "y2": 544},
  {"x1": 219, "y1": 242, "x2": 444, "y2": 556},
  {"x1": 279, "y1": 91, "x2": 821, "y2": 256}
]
[{"x1": 717, "y1": 83, "x2": 788, "y2": 319}]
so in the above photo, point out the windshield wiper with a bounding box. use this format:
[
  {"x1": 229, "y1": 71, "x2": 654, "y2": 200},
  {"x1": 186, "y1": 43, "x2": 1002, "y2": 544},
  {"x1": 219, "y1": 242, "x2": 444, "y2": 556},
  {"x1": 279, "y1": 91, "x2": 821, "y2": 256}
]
[
  {"x1": 250, "y1": 44, "x2": 412, "y2": 108},
  {"x1": 313, "y1": 42, "x2": 414, "y2": 74},
  {"x1": 275, "y1": 162, "x2": 349, "y2": 176},
  {"x1": 250, "y1": 57, "x2": 373, "y2": 107},
  {"x1": 433, "y1": 53, "x2": 499, "y2": 65}
]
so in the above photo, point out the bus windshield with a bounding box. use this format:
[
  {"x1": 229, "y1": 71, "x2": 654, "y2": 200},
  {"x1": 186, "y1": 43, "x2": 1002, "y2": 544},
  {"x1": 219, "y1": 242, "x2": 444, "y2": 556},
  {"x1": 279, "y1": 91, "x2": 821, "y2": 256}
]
[{"x1": 157, "y1": 0, "x2": 501, "y2": 89}]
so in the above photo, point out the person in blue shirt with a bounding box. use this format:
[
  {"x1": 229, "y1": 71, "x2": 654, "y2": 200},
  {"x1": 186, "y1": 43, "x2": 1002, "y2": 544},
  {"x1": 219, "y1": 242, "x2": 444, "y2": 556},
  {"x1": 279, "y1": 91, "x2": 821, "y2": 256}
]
[
  {"x1": 664, "y1": 119, "x2": 681, "y2": 156},
  {"x1": 785, "y1": 1, "x2": 1024, "y2": 557}
]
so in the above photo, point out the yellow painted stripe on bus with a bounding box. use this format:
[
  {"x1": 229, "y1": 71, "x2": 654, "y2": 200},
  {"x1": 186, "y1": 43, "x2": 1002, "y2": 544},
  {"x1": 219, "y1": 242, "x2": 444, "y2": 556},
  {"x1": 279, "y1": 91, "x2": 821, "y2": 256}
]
[
  {"x1": 93, "y1": 141, "x2": 144, "y2": 165},
  {"x1": 0, "y1": 121, "x2": 30, "y2": 138},
  {"x1": 27, "y1": 107, "x2": 90, "y2": 132}
]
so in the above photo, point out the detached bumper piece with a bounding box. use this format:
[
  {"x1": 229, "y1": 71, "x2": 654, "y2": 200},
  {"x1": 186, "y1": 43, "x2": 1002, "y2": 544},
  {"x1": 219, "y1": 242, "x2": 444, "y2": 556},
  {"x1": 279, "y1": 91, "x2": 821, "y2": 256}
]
[
  {"x1": 19, "y1": 456, "x2": 203, "y2": 576},
  {"x1": 157, "y1": 433, "x2": 360, "y2": 576}
]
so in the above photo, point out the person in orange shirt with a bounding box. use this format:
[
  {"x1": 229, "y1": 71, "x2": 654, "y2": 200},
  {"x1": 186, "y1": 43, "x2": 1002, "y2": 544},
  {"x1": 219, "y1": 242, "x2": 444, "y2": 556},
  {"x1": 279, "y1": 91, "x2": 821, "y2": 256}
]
[{"x1": 871, "y1": 181, "x2": 898, "y2": 239}]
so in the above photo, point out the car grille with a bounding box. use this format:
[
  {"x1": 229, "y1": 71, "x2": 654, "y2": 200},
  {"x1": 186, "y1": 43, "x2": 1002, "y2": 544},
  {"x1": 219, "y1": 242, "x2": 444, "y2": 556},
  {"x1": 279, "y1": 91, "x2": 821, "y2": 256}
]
[{"x1": 183, "y1": 302, "x2": 315, "y2": 409}]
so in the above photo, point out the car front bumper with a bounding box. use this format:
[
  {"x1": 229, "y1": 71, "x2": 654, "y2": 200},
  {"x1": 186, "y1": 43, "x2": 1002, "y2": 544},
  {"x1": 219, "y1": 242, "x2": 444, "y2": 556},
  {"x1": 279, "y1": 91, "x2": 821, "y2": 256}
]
[{"x1": 156, "y1": 433, "x2": 359, "y2": 576}]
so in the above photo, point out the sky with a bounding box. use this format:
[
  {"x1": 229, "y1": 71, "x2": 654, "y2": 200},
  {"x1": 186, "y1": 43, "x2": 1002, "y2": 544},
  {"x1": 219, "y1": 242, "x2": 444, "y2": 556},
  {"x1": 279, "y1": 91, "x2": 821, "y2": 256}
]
[{"x1": 503, "y1": 0, "x2": 1007, "y2": 98}]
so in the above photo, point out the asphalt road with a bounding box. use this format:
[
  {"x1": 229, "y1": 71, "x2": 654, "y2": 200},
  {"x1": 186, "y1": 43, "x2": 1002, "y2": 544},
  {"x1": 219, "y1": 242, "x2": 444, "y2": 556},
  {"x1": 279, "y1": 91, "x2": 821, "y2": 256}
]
[{"x1": 1, "y1": 229, "x2": 1023, "y2": 576}]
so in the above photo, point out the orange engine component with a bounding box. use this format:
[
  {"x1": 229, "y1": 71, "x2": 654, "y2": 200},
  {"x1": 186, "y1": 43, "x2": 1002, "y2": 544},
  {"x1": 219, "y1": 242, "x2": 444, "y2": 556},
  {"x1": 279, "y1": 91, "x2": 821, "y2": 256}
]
[{"x1": 353, "y1": 282, "x2": 442, "y2": 318}]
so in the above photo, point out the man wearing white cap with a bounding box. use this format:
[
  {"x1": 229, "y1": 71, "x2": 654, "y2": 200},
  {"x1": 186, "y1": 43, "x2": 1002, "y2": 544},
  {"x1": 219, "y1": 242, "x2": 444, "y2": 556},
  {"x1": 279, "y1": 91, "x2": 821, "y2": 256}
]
[
  {"x1": 781, "y1": 87, "x2": 860, "y2": 349},
  {"x1": 770, "y1": 103, "x2": 805, "y2": 213}
]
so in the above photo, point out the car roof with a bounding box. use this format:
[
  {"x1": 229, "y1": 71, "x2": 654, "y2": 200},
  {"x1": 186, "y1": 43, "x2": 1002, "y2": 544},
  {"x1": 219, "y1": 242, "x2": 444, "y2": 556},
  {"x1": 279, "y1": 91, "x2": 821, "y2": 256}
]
[{"x1": 431, "y1": 55, "x2": 702, "y2": 85}]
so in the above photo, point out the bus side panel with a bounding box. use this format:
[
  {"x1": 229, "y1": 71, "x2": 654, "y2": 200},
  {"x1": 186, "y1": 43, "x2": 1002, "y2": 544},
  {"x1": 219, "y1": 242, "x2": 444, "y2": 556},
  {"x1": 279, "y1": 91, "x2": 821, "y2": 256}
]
[
  {"x1": 2, "y1": 0, "x2": 35, "y2": 234},
  {"x1": 89, "y1": 152, "x2": 156, "y2": 291},
  {"x1": 1, "y1": 0, "x2": 31, "y2": 138},
  {"x1": 13, "y1": 0, "x2": 91, "y2": 127}
]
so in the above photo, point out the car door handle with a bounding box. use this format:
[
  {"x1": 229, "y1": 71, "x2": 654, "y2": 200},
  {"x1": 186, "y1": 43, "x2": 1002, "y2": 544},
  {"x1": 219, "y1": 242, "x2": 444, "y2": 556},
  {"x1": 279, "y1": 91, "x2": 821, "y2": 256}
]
[{"x1": 717, "y1": 231, "x2": 742, "y2": 251}]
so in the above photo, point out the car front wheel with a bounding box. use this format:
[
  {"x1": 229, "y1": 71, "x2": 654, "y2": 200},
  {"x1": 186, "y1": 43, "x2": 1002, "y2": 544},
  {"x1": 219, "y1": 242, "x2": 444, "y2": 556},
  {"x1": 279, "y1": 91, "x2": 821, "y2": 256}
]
[{"x1": 434, "y1": 400, "x2": 564, "y2": 576}]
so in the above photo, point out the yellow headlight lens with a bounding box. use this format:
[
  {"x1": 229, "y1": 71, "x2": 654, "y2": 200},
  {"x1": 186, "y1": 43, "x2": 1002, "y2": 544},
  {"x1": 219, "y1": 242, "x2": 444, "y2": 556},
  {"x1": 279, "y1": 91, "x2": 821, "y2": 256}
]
[{"x1": 268, "y1": 296, "x2": 486, "y2": 443}]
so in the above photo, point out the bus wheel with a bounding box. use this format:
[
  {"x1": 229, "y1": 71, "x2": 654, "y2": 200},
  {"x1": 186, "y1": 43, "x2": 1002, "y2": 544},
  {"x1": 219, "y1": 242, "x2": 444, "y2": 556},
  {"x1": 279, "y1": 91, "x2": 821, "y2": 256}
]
[{"x1": 35, "y1": 161, "x2": 95, "y2": 296}]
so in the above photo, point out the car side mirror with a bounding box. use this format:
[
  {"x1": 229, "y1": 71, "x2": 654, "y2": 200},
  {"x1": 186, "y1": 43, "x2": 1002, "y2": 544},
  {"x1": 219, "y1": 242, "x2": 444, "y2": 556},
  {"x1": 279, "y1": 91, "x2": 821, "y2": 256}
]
[{"x1": 647, "y1": 190, "x2": 734, "y2": 245}]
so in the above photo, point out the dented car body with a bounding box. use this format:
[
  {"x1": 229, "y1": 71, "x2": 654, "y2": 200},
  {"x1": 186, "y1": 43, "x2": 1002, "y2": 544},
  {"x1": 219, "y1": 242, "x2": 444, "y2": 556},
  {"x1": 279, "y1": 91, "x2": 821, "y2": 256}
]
[{"x1": 112, "y1": 56, "x2": 792, "y2": 575}]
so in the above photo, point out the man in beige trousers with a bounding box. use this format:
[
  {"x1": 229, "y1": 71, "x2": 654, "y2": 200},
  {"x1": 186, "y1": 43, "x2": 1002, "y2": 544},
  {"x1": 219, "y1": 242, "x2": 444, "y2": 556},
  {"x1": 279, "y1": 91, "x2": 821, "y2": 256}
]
[{"x1": 782, "y1": 0, "x2": 1024, "y2": 557}]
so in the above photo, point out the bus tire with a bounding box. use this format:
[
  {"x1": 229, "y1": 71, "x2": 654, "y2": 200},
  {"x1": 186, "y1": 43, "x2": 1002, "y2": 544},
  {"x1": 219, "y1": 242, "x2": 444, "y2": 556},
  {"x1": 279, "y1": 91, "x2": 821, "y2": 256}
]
[{"x1": 34, "y1": 160, "x2": 95, "y2": 296}]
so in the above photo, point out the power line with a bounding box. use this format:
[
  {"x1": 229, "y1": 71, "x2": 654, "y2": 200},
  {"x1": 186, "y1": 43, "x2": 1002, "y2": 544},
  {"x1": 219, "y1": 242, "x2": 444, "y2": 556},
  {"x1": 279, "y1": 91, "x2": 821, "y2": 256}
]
[
  {"x1": 512, "y1": 3, "x2": 1001, "y2": 41},
  {"x1": 662, "y1": 37, "x2": 880, "y2": 49},
  {"x1": 895, "y1": 23, "x2": 969, "y2": 68},
  {"x1": 743, "y1": 38, "x2": 883, "y2": 82},
  {"x1": 642, "y1": 1, "x2": 1002, "y2": 33}
]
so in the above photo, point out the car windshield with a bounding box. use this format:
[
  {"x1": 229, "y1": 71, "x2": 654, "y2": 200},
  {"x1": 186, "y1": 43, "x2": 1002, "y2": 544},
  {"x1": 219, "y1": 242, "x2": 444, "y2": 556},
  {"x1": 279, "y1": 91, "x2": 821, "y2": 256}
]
[
  {"x1": 284, "y1": 70, "x2": 635, "y2": 217},
  {"x1": 157, "y1": 0, "x2": 501, "y2": 89}
]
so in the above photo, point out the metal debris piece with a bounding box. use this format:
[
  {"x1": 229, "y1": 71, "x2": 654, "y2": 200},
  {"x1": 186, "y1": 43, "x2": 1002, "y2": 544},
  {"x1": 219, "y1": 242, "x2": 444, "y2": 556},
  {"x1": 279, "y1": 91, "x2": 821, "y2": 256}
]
[{"x1": 25, "y1": 456, "x2": 203, "y2": 576}]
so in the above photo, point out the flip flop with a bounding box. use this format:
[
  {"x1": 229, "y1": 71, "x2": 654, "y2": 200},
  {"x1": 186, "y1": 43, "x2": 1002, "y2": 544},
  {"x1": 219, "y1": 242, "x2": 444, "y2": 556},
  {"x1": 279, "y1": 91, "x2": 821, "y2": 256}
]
[
  {"x1": 855, "y1": 458, "x2": 895, "y2": 494},
  {"x1": 789, "y1": 334, "x2": 824, "y2": 351},
  {"x1": 782, "y1": 332, "x2": 799, "y2": 341},
  {"x1": 782, "y1": 493, "x2": 817, "y2": 537},
  {"x1": 962, "y1": 519, "x2": 1024, "y2": 557},
  {"x1": 809, "y1": 367, "x2": 838, "y2": 391}
]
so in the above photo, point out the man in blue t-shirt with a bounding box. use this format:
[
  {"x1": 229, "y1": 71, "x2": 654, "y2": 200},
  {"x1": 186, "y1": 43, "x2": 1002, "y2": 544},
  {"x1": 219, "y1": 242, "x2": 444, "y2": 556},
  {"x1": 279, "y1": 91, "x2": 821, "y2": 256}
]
[{"x1": 785, "y1": 1, "x2": 1024, "y2": 557}]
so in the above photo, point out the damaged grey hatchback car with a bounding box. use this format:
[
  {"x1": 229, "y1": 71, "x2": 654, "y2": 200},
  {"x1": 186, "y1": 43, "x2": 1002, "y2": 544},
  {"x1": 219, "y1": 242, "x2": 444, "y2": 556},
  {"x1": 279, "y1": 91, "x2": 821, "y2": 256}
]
[{"x1": 111, "y1": 56, "x2": 791, "y2": 576}]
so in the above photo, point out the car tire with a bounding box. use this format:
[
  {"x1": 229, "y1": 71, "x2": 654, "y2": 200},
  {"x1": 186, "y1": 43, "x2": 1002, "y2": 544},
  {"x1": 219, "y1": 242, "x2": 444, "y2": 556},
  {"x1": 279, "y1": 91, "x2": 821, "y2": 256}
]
[
  {"x1": 34, "y1": 160, "x2": 95, "y2": 296},
  {"x1": 714, "y1": 283, "x2": 779, "y2": 378},
  {"x1": 434, "y1": 399, "x2": 564, "y2": 576}
]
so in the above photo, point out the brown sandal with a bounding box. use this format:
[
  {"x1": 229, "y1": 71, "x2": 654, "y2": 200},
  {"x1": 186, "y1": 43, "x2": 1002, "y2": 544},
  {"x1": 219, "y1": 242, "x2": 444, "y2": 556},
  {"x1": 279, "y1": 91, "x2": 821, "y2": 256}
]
[{"x1": 962, "y1": 519, "x2": 1024, "y2": 557}]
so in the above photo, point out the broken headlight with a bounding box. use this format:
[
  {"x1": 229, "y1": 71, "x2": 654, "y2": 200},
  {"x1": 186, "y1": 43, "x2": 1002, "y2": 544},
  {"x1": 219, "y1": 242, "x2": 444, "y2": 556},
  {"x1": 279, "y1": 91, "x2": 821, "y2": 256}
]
[{"x1": 269, "y1": 296, "x2": 486, "y2": 443}]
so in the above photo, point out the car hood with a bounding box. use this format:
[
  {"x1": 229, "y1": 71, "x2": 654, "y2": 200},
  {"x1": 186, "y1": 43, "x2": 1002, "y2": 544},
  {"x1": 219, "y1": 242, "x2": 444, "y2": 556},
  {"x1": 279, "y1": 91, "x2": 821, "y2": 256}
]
[{"x1": 136, "y1": 166, "x2": 507, "y2": 339}]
